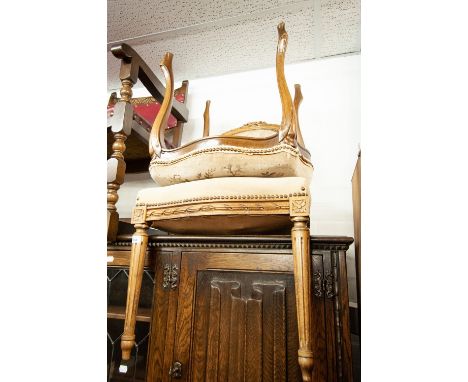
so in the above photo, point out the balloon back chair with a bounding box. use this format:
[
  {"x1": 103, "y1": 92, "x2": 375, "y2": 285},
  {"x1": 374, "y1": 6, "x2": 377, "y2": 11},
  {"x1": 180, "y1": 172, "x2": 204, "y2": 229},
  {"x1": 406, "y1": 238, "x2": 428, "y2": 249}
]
[{"x1": 116, "y1": 22, "x2": 315, "y2": 381}]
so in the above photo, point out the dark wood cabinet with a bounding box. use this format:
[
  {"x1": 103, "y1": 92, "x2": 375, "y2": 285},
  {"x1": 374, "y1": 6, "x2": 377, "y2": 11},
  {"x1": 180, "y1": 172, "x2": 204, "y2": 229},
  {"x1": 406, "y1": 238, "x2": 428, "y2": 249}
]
[{"x1": 108, "y1": 234, "x2": 353, "y2": 382}]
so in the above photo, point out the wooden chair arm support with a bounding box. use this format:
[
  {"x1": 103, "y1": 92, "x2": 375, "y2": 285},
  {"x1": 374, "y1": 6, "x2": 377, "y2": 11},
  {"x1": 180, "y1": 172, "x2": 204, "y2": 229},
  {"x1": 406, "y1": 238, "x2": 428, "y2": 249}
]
[
  {"x1": 203, "y1": 100, "x2": 211, "y2": 137},
  {"x1": 293, "y1": 84, "x2": 305, "y2": 148},
  {"x1": 149, "y1": 53, "x2": 174, "y2": 157},
  {"x1": 276, "y1": 21, "x2": 295, "y2": 145},
  {"x1": 110, "y1": 43, "x2": 189, "y2": 123}
]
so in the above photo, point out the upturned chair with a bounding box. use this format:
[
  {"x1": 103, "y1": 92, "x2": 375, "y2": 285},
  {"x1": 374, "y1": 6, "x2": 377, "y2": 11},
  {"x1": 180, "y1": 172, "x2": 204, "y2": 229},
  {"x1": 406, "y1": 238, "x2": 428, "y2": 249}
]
[{"x1": 116, "y1": 22, "x2": 315, "y2": 381}]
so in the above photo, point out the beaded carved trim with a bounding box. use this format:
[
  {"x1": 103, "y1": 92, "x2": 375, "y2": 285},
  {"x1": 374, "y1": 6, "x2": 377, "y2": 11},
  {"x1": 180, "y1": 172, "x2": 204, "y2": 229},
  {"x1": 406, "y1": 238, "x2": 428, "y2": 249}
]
[
  {"x1": 108, "y1": 241, "x2": 351, "y2": 251},
  {"x1": 151, "y1": 242, "x2": 293, "y2": 249},
  {"x1": 110, "y1": 241, "x2": 292, "y2": 249},
  {"x1": 149, "y1": 144, "x2": 312, "y2": 167},
  {"x1": 145, "y1": 201, "x2": 290, "y2": 219},
  {"x1": 136, "y1": 191, "x2": 308, "y2": 207}
]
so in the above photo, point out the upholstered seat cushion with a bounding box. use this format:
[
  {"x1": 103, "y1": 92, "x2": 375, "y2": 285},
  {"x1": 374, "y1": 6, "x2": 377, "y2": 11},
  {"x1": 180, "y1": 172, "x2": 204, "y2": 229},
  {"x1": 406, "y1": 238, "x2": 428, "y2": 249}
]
[
  {"x1": 137, "y1": 176, "x2": 309, "y2": 205},
  {"x1": 135, "y1": 176, "x2": 310, "y2": 234},
  {"x1": 149, "y1": 144, "x2": 313, "y2": 186}
]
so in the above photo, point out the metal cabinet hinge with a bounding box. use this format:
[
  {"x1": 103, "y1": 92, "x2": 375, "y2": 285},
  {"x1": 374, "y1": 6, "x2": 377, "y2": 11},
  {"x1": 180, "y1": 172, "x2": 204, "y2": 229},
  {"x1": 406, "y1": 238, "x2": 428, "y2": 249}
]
[
  {"x1": 324, "y1": 271, "x2": 335, "y2": 298},
  {"x1": 313, "y1": 271, "x2": 323, "y2": 297},
  {"x1": 312, "y1": 270, "x2": 336, "y2": 299},
  {"x1": 163, "y1": 263, "x2": 178, "y2": 290},
  {"x1": 169, "y1": 361, "x2": 182, "y2": 378}
]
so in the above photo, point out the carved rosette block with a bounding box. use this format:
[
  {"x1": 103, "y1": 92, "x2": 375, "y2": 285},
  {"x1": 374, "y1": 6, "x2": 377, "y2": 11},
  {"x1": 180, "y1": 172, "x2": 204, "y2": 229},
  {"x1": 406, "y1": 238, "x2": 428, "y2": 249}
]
[
  {"x1": 121, "y1": 221, "x2": 149, "y2": 361},
  {"x1": 289, "y1": 196, "x2": 310, "y2": 217},
  {"x1": 131, "y1": 205, "x2": 147, "y2": 224}
]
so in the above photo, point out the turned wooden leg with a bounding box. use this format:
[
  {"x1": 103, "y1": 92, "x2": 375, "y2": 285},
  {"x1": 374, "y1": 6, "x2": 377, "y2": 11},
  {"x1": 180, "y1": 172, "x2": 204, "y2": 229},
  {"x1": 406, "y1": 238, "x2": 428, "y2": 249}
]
[
  {"x1": 291, "y1": 215, "x2": 313, "y2": 382},
  {"x1": 121, "y1": 221, "x2": 149, "y2": 361}
]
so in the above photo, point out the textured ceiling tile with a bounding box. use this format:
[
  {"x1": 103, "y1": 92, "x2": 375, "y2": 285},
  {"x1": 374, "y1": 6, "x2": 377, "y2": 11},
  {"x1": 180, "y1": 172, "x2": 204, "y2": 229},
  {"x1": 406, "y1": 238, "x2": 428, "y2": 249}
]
[
  {"x1": 108, "y1": 0, "x2": 301, "y2": 42},
  {"x1": 318, "y1": 0, "x2": 360, "y2": 57},
  {"x1": 108, "y1": 4, "x2": 315, "y2": 90},
  {"x1": 107, "y1": 0, "x2": 360, "y2": 91}
]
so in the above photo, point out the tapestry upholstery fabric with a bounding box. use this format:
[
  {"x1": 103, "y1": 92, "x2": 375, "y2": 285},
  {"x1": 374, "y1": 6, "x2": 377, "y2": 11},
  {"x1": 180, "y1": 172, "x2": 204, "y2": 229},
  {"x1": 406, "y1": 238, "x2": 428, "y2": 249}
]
[{"x1": 149, "y1": 144, "x2": 313, "y2": 186}]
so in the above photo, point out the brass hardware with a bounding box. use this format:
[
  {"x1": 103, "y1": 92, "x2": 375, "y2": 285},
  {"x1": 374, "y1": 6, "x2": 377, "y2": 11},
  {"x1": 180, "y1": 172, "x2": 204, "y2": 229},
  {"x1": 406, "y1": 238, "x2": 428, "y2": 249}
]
[
  {"x1": 313, "y1": 271, "x2": 323, "y2": 297},
  {"x1": 312, "y1": 270, "x2": 335, "y2": 299},
  {"x1": 170, "y1": 265, "x2": 178, "y2": 289},
  {"x1": 163, "y1": 263, "x2": 179, "y2": 290},
  {"x1": 169, "y1": 361, "x2": 182, "y2": 378},
  {"x1": 324, "y1": 271, "x2": 335, "y2": 298}
]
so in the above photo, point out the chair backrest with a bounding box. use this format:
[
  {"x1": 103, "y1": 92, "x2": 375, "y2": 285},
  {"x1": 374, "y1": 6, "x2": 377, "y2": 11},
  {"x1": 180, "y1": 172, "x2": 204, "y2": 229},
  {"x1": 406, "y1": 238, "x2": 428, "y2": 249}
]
[{"x1": 148, "y1": 22, "x2": 310, "y2": 164}]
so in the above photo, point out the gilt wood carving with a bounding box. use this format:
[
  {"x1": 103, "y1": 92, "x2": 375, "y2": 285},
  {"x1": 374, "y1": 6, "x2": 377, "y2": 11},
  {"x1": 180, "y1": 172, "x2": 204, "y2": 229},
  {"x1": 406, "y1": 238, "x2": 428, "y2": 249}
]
[
  {"x1": 147, "y1": 22, "x2": 309, "y2": 160},
  {"x1": 145, "y1": 21, "x2": 313, "y2": 187}
]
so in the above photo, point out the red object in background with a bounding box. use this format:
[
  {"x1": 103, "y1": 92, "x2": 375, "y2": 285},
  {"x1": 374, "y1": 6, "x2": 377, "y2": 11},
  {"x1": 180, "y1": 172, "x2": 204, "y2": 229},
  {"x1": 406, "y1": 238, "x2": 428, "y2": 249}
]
[{"x1": 108, "y1": 93, "x2": 185, "y2": 129}]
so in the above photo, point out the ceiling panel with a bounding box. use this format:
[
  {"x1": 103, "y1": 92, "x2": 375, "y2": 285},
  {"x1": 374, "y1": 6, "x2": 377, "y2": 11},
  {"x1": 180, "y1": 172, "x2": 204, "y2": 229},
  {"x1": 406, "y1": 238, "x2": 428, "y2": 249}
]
[
  {"x1": 107, "y1": 0, "x2": 360, "y2": 91},
  {"x1": 108, "y1": 0, "x2": 302, "y2": 42}
]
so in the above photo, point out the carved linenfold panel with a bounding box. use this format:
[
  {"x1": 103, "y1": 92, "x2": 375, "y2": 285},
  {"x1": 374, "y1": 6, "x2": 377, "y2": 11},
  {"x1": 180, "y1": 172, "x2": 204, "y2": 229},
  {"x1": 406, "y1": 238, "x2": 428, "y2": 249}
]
[
  {"x1": 254, "y1": 283, "x2": 287, "y2": 382},
  {"x1": 245, "y1": 290, "x2": 262, "y2": 382},
  {"x1": 190, "y1": 271, "x2": 299, "y2": 381}
]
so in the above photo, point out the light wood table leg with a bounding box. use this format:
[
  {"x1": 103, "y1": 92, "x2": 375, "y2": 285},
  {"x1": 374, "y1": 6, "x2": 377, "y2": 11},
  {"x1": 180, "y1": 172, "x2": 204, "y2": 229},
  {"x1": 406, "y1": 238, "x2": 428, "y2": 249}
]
[
  {"x1": 291, "y1": 216, "x2": 314, "y2": 381},
  {"x1": 121, "y1": 222, "x2": 149, "y2": 362}
]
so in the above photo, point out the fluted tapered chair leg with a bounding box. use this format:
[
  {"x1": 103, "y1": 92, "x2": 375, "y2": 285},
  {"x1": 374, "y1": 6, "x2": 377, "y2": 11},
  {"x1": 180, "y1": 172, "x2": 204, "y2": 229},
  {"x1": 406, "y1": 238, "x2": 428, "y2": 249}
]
[
  {"x1": 290, "y1": 193, "x2": 313, "y2": 382},
  {"x1": 121, "y1": 221, "x2": 149, "y2": 362}
]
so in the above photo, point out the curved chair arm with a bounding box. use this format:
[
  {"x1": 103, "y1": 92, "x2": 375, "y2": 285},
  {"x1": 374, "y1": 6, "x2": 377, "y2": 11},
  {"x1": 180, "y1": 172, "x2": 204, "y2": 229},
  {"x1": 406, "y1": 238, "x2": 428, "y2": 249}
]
[
  {"x1": 276, "y1": 22, "x2": 295, "y2": 145},
  {"x1": 293, "y1": 84, "x2": 306, "y2": 148},
  {"x1": 149, "y1": 53, "x2": 174, "y2": 157}
]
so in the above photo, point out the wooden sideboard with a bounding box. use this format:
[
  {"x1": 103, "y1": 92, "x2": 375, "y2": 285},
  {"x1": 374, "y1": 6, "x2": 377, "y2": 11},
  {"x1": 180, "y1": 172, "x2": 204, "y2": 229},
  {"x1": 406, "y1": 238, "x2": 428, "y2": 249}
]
[{"x1": 107, "y1": 234, "x2": 354, "y2": 382}]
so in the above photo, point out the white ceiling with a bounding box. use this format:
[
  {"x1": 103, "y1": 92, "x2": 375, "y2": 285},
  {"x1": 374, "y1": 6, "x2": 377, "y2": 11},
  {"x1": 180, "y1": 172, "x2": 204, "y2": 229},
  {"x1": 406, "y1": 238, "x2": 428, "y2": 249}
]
[{"x1": 107, "y1": 0, "x2": 360, "y2": 91}]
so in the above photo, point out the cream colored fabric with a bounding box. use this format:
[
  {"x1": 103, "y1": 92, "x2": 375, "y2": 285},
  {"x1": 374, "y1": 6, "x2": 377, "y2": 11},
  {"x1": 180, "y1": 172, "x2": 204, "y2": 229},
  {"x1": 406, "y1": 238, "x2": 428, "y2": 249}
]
[
  {"x1": 136, "y1": 176, "x2": 310, "y2": 205},
  {"x1": 149, "y1": 144, "x2": 313, "y2": 186},
  {"x1": 220, "y1": 122, "x2": 279, "y2": 138},
  {"x1": 227, "y1": 129, "x2": 277, "y2": 138}
]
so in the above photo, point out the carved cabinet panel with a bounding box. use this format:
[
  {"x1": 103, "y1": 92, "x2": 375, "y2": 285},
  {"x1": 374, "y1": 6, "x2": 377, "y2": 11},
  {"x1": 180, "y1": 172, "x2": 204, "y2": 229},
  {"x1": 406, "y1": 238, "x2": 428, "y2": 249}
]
[
  {"x1": 140, "y1": 236, "x2": 353, "y2": 382},
  {"x1": 107, "y1": 235, "x2": 353, "y2": 382},
  {"x1": 191, "y1": 271, "x2": 299, "y2": 382}
]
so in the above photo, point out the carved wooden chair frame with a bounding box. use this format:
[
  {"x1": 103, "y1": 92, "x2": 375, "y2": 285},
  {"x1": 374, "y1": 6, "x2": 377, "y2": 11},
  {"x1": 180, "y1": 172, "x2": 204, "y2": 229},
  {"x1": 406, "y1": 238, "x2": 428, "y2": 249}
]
[
  {"x1": 144, "y1": 22, "x2": 312, "y2": 188},
  {"x1": 110, "y1": 22, "x2": 316, "y2": 381}
]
